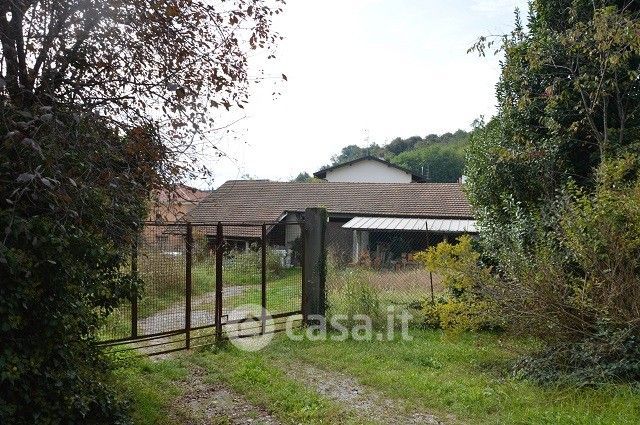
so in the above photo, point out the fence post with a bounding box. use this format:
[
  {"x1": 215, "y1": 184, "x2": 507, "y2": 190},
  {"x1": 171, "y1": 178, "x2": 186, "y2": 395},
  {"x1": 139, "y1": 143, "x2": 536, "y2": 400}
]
[
  {"x1": 302, "y1": 208, "x2": 327, "y2": 324},
  {"x1": 131, "y1": 237, "x2": 138, "y2": 338},
  {"x1": 261, "y1": 223, "x2": 267, "y2": 334},
  {"x1": 185, "y1": 222, "x2": 193, "y2": 349},
  {"x1": 426, "y1": 221, "x2": 435, "y2": 304},
  {"x1": 215, "y1": 222, "x2": 224, "y2": 343},
  {"x1": 430, "y1": 272, "x2": 435, "y2": 304}
]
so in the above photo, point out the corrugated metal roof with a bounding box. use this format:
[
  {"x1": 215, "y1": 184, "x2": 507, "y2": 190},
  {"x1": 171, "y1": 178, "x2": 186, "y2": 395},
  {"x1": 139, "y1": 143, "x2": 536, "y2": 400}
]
[{"x1": 343, "y1": 216, "x2": 477, "y2": 233}]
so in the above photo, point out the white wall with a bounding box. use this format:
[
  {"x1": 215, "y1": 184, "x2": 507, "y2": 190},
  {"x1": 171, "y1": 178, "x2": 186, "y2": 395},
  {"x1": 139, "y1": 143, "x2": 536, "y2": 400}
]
[{"x1": 325, "y1": 160, "x2": 412, "y2": 183}]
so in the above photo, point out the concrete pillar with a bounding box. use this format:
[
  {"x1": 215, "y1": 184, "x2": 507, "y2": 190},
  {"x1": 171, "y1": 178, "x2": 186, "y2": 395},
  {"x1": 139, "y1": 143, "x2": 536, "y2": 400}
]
[{"x1": 302, "y1": 208, "x2": 327, "y2": 323}]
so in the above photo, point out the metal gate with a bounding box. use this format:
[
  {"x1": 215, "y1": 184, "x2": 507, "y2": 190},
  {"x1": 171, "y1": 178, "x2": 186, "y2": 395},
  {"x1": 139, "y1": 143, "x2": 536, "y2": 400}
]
[{"x1": 98, "y1": 221, "x2": 304, "y2": 356}]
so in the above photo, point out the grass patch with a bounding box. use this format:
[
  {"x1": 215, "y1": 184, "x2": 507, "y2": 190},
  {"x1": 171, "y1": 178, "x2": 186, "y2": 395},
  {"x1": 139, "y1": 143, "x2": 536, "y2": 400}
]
[
  {"x1": 263, "y1": 330, "x2": 640, "y2": 424},
  {"x1": 114, "y1": 330, "x2": 640, "y2": 424},
  {"x1": 189, "y1": 346, "x2": 360, "y2": 424},
  {"x1": 112, "y1": 346, "x2": 360, "y2": 425},
  {"x1": 112, "y1": 356, "x2": 189, "y2": 425},
  {"x1": 225, "y1": 267, "x2": 302, "y2": 315}
]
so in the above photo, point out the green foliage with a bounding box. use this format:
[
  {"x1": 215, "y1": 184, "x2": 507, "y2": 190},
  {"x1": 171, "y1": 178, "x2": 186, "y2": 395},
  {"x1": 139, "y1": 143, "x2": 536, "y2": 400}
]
[
  {"x1": 326, "y1": 252, "x2": 385, "y2": 327},
  {"x1": 332, "y1": 268, "x2": 384, "y2": 327},
  {"x1": 0, "y1": 104, "x2": 162, "y2": 423},
  {"x1": 314, "y1": 130, "x2": 470, "y2": 183},
  {"x1": 388, "y1": 131, "x2": 470, "y2": 182},
  {"x1": 386, "y1": 135, "x2": 422, "y2": 155},
  {"x1": 466, "y1": 1, "x2": 640, "y2": 383},
  {"x1": 270, "y1": 330, "x2": 640, "y2": 424},
  {"x1": 190, "y1": 348, "x2": 354, "y2": 424},
  {"x1": 415, "y1": 235, "x2": 502, "y2": 332},
  {"x1": 467, "y1": 1, "x2": 640, "y2": 258},
  {"x1": 392, "y1": 144, "x2": 465, "y2": 183},
  {"x1": 113, "y1": 357, "x2": 188, "y2": 425},
  {"x1": 328, "y1": 143, "x2": 389, "y2": 165},
  {"x1": 290, "y1": 172, "x2": 322, "y2": 183},
  {"x1": 2, "y1": 0, "x2": 284, "y2": 421},
  {"x1": 515, "y1": 327, "x2": 640, "y2": 386},
  {"x1": 489, "y1": 156, "x2": 640, "y2": 384}
]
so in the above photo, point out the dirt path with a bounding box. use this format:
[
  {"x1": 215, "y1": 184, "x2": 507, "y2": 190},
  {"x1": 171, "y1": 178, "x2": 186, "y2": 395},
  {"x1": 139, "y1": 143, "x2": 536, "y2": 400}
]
[
  {"x1": 172, "y1": 365, "x2": 280, "y2": 425},
  {"x1": 280, "y1": 360, "x2": 446, "y2": 425},
  {"x1": 135, "y1": 285, "x2": 251, "y2": 357},
  {"x1": 139, "y1": 285, "x2": 249, "y2": 335}
]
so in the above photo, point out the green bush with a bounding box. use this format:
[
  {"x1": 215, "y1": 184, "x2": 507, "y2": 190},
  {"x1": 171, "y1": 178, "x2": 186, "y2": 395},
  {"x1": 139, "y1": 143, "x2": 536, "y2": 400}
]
[
  {"x1": 492, "y1": 156, "x2": 640, "y2": 384},
  {"x1": 514, "y1": 326, "x2": 640, "y2": 386},
  {"x1": 0, "y1": 105, "x2": 164, "y2": 423},
  {"x1": 415, "y1": 235, "x2": 503, "y2": 332}
]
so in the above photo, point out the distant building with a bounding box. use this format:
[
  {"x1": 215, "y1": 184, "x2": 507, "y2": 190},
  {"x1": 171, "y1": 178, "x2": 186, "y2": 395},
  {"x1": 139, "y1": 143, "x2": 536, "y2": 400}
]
[
  {"x1": 186, "y1": 179, "x2": 475, "y2": 264},
  {"x1": 149, "y1": 184, "x2": 210, "y2": 222},
  {"x1": 313, "y1": 155, "x2": 427, "y2": 183},
  {"x1": 145, "y1": 184, "x2": 209, "y2": 251}
]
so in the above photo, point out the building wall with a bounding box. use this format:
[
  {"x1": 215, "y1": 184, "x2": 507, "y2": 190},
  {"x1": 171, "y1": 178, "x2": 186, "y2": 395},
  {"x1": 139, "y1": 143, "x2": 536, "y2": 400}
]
[
  {"x1": 284, "y1": 212, "x2": 303, "y2": 246},
  {"x1": 143, "y1": 186, "x2": 209, "y2": 252},
  {"x1": 325, "y1": 160, "x2": 412, "y2": 183}
]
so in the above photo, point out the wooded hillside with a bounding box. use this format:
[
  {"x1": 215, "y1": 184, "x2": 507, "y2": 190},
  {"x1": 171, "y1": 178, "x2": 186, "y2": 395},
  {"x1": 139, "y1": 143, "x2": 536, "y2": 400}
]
[{"x1": 294, "y1": 129, "x2": 470, "y2": 183}]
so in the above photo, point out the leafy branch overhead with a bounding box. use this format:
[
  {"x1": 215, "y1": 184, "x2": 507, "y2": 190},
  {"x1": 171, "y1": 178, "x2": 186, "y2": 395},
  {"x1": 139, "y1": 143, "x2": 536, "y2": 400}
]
[
  {"x1": 0, "y1": 0, "x2": 284, "y2": 156},
  {"x1": 0, "y1": 1, "x2": 285, "y2": 423}
]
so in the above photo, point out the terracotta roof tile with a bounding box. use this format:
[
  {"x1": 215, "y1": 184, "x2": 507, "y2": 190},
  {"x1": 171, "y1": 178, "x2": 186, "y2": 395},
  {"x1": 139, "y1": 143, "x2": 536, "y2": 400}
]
[{"x1": 185, "y1": 180, "x2": 472, "y2": 237}]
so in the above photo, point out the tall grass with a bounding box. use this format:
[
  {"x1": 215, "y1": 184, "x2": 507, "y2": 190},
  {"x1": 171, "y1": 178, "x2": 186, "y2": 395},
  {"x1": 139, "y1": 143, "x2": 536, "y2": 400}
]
[{"x1": 326, "y1": 252, "x2": 443, "y2": 328}]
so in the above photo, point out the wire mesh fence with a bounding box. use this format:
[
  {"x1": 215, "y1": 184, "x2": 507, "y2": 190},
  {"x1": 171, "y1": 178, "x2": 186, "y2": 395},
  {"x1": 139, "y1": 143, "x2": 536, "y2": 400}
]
[
  {"x1": 324, "y1": 219, "x2": 449, "y2": 319},
  {"x1": 98, "y1": 216, "x2": 464, "y2": 354},
  {"x1": 98, "y1": 221, "x2": 304, "y2": 355}
]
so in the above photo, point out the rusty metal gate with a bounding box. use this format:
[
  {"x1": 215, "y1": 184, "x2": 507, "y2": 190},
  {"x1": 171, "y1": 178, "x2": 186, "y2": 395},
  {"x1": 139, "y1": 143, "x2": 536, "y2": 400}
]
[{"x1": 98, "y1": 221, "x2": 304, "y2": 356}]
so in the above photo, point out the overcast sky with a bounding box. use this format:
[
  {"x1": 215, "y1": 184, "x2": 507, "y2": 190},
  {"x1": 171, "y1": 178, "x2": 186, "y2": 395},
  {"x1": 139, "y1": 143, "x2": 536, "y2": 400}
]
[{"x1": 196, "y1": 0, "x2": 529, "y2": 188}]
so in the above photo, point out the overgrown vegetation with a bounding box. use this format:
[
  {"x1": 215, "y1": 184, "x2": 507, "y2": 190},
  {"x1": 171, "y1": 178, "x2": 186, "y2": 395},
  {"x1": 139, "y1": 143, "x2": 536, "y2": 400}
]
[
  {"x1": 466, "y1": 0, "x2": 640, "y2": 385},
  {"x1": 0, "y1": 0, "x2": 283, "y2": 422},
  {"x1": 415, "y1": 235, "x2": 502, "y2": 332},
  {"x1": 327, "y1": 267, "x2": 384, "y2": 328},
  {"x1": 493, "y1": 156, "x2": 640, "y2": 384},
  {"x1": 0, "y1": 105, "x2": 157, "y2": 423},
  {"x1": 325, "y1": 251, "x2": 440, "y2": 328}
]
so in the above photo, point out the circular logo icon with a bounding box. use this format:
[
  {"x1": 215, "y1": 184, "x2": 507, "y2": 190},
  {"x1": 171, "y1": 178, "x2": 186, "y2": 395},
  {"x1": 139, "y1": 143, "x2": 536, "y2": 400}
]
[{"x1": 226, "y1": 304, "x2": 275, "y2": 351}]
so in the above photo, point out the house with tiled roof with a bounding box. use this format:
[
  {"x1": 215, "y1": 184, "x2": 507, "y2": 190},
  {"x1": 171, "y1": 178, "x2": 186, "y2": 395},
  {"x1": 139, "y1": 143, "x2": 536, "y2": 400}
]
[
  {"x1": 149, "y1": 184, "x2": 210, "y2": 222},
  {"x1": 146, "y1": 184, "x2": 210, "y2": 251},
  {"x1": 313, "y1": 155, "x2": 428, "y2": 183},
  {"x1": 185, "y1": 157, "x2": 476, "y2": 262}
]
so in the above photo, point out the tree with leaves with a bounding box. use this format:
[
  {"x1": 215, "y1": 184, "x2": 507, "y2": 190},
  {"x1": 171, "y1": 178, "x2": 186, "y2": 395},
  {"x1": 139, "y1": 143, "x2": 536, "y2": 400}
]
[
  {"x1": 392, "y1": 144, "x2": 465, "y2": 182},
  {"x1": 1, "y1": 0, "x2": 283, "y2": 422},
  {"x1": 466, "y1": 0, "x2": 640, "y2": 382},
  {"x1": 327, "y1": 143, "x2": 388, "y2": 165},
  {"x1": 467, "y1": 1, "x2": 640, "y2": 237}
]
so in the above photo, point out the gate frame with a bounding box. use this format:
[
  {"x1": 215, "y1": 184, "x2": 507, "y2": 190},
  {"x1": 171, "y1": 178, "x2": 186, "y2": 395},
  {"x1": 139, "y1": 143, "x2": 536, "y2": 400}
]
[{"x1": 98, "y1": 219, "x2": 312, "y2": 356}]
